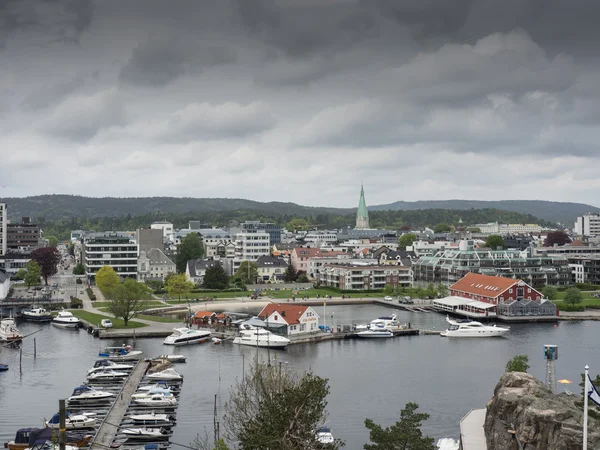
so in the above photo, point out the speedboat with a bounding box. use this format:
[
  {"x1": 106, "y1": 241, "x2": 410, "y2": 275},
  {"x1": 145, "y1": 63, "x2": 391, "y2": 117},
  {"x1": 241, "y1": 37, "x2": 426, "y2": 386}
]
[
  {"x1": 87, "y1": 359, "x2": 133, "y2": 375},
  {"x1": 120, "y1": 428, "x2": 169, "y2": 440},
  {"x1": 21, "y1": 307, "x2": 53, "y2": 322},
  {"x1": 128, "y1": 412, "x2": 174, "y2": 424},
  {"x1": 133, "y1": 394, "x2": 178, "y2": 407},
  {"x1": 99, "y1": 345, "x2": 143, "y2": 361},
  {"x1": 6, "y1": 428, "x2": 92, "y2": 450},
  {"x1": 45, "y1": 412, "x2": 97, "y2": 429},
  {"x1": 356, "y1": 328, "x2": 393, "y2": 338},
  {"x1": 370, "y1": 314, "x2": 401, "y2": 330},
  {"x1": 87, "y1": 369, "x2": 129, "y2": 381},
  {"x1": 316, "y1": 427, "x2": 334, "y2": 444},
  {"x1": 0, "y1": 363, "x2": 8, "y2": 371},
  {"x1": 163, "y1": 328, "x2": 211, "y2": 345},
  {"x1": 232, "y1": 327, "x2": 290, "y2": 349},
  {"x1": 137, "y1": 381, "x2": 177, "y2": 392},
  {"x1": 440, "y1": 315, "x2": 509, "y2": 338},
  {"x1": 51, "y1": 311, "x2": 80, "y2": 329},
  {"x1": 154, "y1": 354, "x2": 187, "y2": 363},
  {"x1": 146, "y1": 368, "x2": 183, "y2": 381},
  {"x1": 0, "y1": 317, "x2": 24, "y2": 343},
  {"x1": 132, "y1": 387, "x2": 174, "y2": 399},
  {"x1": 67, "y1": 385, "x2": 114, "y2": 402}
]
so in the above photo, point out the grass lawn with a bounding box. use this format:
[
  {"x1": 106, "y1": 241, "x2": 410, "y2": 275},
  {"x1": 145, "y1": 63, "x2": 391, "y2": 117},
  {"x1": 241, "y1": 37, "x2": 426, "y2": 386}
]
[
  {"x1": 163, "y1": 288, "x2": 386, "y2": 302},
  {"x1": 553, "y1": 291, "x2": 600, "y2": 308},
  {"x1": 135, "y1": 314, "x2": 183, "y2": 323},
  {"x1": 69, "y1": 310, "x2": 146, "y2": 329},
  {"x1": 92, "y1": 301, "x2": 166, "y2": 308}
]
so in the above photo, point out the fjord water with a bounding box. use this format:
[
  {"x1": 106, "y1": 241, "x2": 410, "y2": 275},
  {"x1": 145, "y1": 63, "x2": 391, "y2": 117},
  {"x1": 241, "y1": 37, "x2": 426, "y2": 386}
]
[{"x1": 1, "y1": 304, "x2": 599, "y2": 450}]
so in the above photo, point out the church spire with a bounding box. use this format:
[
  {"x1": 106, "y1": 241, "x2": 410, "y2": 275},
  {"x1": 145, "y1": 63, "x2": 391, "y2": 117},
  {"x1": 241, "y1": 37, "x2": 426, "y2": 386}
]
[{"x1": 356, "y1": 184, "x2": 370, "y2": 229}]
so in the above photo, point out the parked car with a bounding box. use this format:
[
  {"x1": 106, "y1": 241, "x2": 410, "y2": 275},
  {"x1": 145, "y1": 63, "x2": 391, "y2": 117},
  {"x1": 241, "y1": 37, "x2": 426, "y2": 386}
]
[
  {"x1": 100, "y1": 319, "x2": 113, "y2": 329},
  {"x1": 384, "y1": 296, "x2": 393, "y2": 301}
]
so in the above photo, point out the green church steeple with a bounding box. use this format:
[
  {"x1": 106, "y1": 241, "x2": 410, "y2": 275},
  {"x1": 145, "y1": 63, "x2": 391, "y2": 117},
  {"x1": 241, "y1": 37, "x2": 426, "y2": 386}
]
[{"x1": 356, "y1": 184, "x2": 370, "y2": 229}]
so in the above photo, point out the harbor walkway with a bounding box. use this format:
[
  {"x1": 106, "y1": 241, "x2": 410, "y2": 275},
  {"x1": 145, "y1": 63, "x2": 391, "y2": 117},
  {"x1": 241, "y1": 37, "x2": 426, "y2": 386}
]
[
  {"x1": 90, "y1": 360, "x2": 150, "y2": 449},
  {"x1": 459, "y1": 408, "x2": 487, "y2": 450}
]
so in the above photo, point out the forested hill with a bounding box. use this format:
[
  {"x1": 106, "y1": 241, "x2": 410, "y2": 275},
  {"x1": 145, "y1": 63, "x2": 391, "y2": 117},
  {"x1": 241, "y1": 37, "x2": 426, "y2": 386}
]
[{"x1": 1, "y1": 195, "x2": 596, "y2": 226}]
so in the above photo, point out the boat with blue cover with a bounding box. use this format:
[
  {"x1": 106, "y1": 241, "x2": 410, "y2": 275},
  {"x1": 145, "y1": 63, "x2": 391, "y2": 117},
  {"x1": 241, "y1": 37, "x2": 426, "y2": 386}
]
[
  {"x1": 6, "y1": 428, "x2": 92, "y2": 450},
  {"x1": 0, "y1": 363, "x2": 8, "y2": 371},
  {"x1": 67, "y1": 385, "x2": 114, "y2": 402}
]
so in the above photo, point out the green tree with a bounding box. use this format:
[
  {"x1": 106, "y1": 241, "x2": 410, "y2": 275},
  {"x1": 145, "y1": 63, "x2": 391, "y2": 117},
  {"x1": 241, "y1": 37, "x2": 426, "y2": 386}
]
[
  {"x1": 235, "y1": 261, "x2": 259, "y2": 285},
  {"x1": 505, "y1": 355, "x2": 530, "y2": 373},
  {"x1": 203, "y1": 264, "x2": 229, "y2": 290},
  {"x1": 72, "y1": 263, "x2": 85, "y2": 275},
  {"x1": 466, "y1": 227, "x2": 481, "y2": 233},
  {"x1": 224, "y1": 361, "x2": 343, "y2": 450},
  {"x1": 14, "y1": 268, "x2": 27, "y2": 280},
  {"x1": 47, "y1": 236, "x2": 59, "y2": 248},
  {"x1": 425, "y1": 283, "x2": 437, "y2": 299},
  {"x1": 383, "y1": 285, "x2": 394, "y2": 296},
  {"x1": 437, "y1": 284, "x2": 448, "y2": 298},
  {"x1": 176, "y1": 232, "x2": 205, "y2": 273},
  {"x1": 397, "y1": 233, "x2": 418, "y2": 250},
  {"x1": 364, "y1": 402, "x2": 435, "y2": 450},
  {"x1": 541, "y1": 285, "x2": 559, "y2": 301},
  {"x1": 166, "y1": 273, "x2": 195, "y2": 299},
  {"x1": 283, "y1": 263, "x2": 298, "y2": 282},
  {"x1": 107, "y1": 278, "x2": 151, "y2": 326},
  {"x1": 30, "y1": 247, "x2": 61, "y2": 285},
  {"x1": 24, "y1": 261, "x2": 42, "y2": 288},
  {"x1": 95, "y1": 265, "x2": 121, "y2": 298},
  {"x1": 287, "y1": 218, "x2": 311, "y2": 232},
  {"x1": 433, "y1": 223, "x2": 452, "y2": 233},
  {"x1": 484, "y1": 235, "x2": 505, "y2": 250},
  {"x1": 416, "y1": 287, "x2": 426, "y2": 299},
  {"x1": 297, "y1": 273, "x2": 310, "y2": 283},
  {"x1": 564, "y1": 287, "x2": 583, "y2": 306}
]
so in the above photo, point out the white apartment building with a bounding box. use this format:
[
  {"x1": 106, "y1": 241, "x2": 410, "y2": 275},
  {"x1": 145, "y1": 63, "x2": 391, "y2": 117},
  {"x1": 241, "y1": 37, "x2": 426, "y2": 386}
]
[
  {"x1": 0, "y1": 203, "x2": 7, "y2": 256},
  {"x1": 233, "y1": 230, "x2": 270, "y2": 273},
  {"x1": 82, "y1": 232, "x2": 139, "y2": 280},
  {"x1": 319, "y1": 264, "x2": 413, "y2": 290},
  {"x1": 474, "y1": 222, "x2": 542, "y2": 234},
  {"x1": 575, "y1": 214, "x2": 600, "y2": 237},
  {"x1": 308, "y1": 256, "x2": 372, "y2": 279},
  {"x1": 151, "y1": 221, "x2": 174, "y2": 240},
  {"x1": 303, "y1": 231, "x2": 339, "y2": 246}
]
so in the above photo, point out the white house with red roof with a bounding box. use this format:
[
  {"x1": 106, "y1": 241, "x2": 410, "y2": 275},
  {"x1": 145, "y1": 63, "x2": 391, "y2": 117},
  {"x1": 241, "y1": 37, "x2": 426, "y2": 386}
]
[{"x1": 257, "y1": 303, "x2": 320, "y2": 336}]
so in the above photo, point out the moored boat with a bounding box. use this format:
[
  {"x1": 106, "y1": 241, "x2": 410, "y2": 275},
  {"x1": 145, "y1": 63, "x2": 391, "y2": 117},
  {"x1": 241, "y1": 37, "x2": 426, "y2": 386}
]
[
  {"x1": 440, "y1": 315, "x2": 509, "y2": 338},
  {"x1": 316, "y1": 426, "x2": 334, "y2": 444},
  {"x1": 21, "y1": 307, "x2": 53, "y2": 322},
  {"x1": 146, "y1": 368, "x2": 183, "y2": 381},
  {"x1": 120, "y1": 428, "x2": 170, "y2": 440},
  {"x1": 99, "y1": 345, "x2": 143, "y2": 361},
  {"x1": 232, "y1": 327, "x2": 290, "y2": 349},
  {"x1": 0, "y1": 317, "x2": 24, "y2": 343},
  {"x1": 163, "y1": 328, "x2": 211, "y2": 346},
  {"x1": 356, "y1": 328, "x2": 393, "y2": 338},
  {"x1": 51, "y1": 311, "x2": 80, "y2": 329},
  {"x1": 133, "y1": 394, "x2": 178, "y2": 407},
  {"x1": 153, "y1": 354, "x2": 187, "y2": 363},
  {"x1": 127, "y1": 412, "x2": 174, "y2": 424},
  {"x1": 45, "y1": 412, "x2": 97, "y2": 429},
  {"x1": 87, "y1": 359, "x2": 133, "y2": 375},
  {"x1": 86, "y1": 369, "x2": 129, "y2": 381},
  {"x1": 67, "y1": 385, "x2": 114, "y2": 402},
  {"x1": 6, "y1": 428, "x2": 92, "y2": 450},
  {"x1": 0, "y1": 363, "x2": 8, "y2": 371}
]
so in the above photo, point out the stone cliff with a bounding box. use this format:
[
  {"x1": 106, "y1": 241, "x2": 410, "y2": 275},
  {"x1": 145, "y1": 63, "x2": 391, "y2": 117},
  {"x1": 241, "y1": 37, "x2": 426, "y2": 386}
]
[{"x1": 484, "y1": 372, "x2": 600, "y2": 450}]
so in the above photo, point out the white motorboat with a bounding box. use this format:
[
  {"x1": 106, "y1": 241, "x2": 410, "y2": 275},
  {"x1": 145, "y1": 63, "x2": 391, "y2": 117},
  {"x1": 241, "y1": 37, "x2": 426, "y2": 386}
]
[
  {"x1": 87, "y1": 369, "x2": 130, "y2": 381},
  {"x1": 154, "y1": 354, "x2": 187, "y2": 363},
  {"x1": 232, "y1": 328, "x2": 290, "y2": 349},
  {"x1": 133, "y1": 394, "x2": 178, "y2": 407},
  {"x1": 128, "y1": 412, "x2": 173, "y2": 424},
  {"x1": 51, "y1": 311, "x2": 80, "y2": 329},
  {"x1": 67, "y1": 385, "x2": 114, "y2": 402},
  {"x1": 132, "y1": 387, "x2": 174, "y2": 399},
  {"x1": 0, "y1": 317, "x2": 24, "y2": 343},
  {"x1": 120, "y1": 428, "x2": 169, "y2": 440},
  {"x1": 316, "y1": 427, "x2": 334, "y2": 444},
  {"x1": 163, "y1": 328, "x2": 211, "y2": 345},
  {"x1": 21, "y1": 307, "x2": 53, "y2": 322},
  {"x1": 99, "y1": 345, "x2": 143, "y2": 361},
  {"x1": 370, "y1": 314, "x2": 401, "y2": 330},
  {"x1": 440, "y1": 316, "x2": 509, "y2": 338},
  {"x1": 25, "y1": 442, "x2": 79, "y2": 450},
  {"x1": 146, "y1": 368, "x2": 183, "y2": 381},
  {"x1": 356, "y1": 328, "x2": 394, "y2": 338},
  {"x1": 45, "y1": 412, "x2": 97, "y2": 429},
  {"x1": 87, "y1": 359, "x2": 133, "y2": 375},
  {"x1": 137, "y1": 381, "x2": 176, "y2": 392}
]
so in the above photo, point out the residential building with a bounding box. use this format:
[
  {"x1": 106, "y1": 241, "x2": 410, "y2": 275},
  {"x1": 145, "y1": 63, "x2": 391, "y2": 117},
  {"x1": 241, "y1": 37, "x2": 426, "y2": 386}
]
[
  {"x1": 82, "y1": 232, "x2": 138, "y2": 281},
  {"x1": 70, "y1": 230, "x2": 84, "y2": 243},
  {"x1": 256, "y1": 255, "x2": 288, "y2": 283},
  {"x1": 0, "y1": 252, "x2": 32, "y2": 274},
  {"x1": 309, "y1": 256, "x2": 368, "y2": 280},
  {"x1": 531, "y1": 243, "x2": 600, "y2": 257},
  {"x1": 473, "y1": 222, "x2": 543, "y2": 234},
  {"x1": 6, "y1": 217, "x2": 40, "y2": 251},
  {"x1": 258, "y1": 303, "x2": 320, "y2": 335},
  {"x1": 575, "y1": 214, "x2": 600, "y2": 237},
  {"x1": 138, "y1": 248, "x2": 175, "y2": 282},
  {"x1": 319, "y1": 264, "x2": 413, "y2": 290},
  {"x1": 189, "y1": 221, "x2": 211, "y2": 230},
  {"x1": 196, "y1": 229, "x2": 233, "y2": 258},
  {"x1": 151, "y1": 221, "x2": 174, "y2": 240},
  {"x1": 232, "y1": 229, "x2": 270, "y2": 273},
  {"x1": 0, "y1": 268, "x2": 10, "y2": 300},
  {"x1": 290, "y1": 247, "x2": 347, "y2": 273},
  {"x1": 242, "y1": 221, "x2": 282, "y2": 246},
  {"x1": 302, "y1": 230, "x2": 339, "y2": 246},
  {"x1": 378, "y1": 250, "x2": 417, "y2": 266},
  {"x1": 355, "y1": 184, "x2": 370, "y2": 230},
  {"x1": 271, "y1": 242, "x2": 298, "y2": 259},
  {"x1": 186, "y1": 259, "x2": 224, "y2": 285},
  {"x1": 559, "y1": 255, "x2": 600, "y2": 284},
  {"x1": 413, "y1": 240, "x2": 571, "y2": 288},
  {"x1": 337, "y1": 227, "x2": 396, "y2": 241},
  {"x1": 137, "y1": 228, "x2": 164, "y2": 254},
  {"x1": 0, "y1": 203, "x2": 7, "y2": 256},
  {"x1": 503, "y1": 234, "x2": 534, "y2": 251}
]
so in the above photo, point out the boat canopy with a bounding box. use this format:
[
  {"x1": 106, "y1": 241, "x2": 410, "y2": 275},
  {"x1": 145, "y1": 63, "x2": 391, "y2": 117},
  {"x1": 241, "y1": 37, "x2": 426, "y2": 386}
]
[
  {"x1": 317, "y1": 427, "x2": 331, "y2": 433},
  {"x1": 71, "y1": 385, "x2": 92, "y2": 395},
  {"x1": 46, "y1": 412, "x2": 75, "y2": 424},
  {"x1": 13, "y1": 428, "x2": 34, "y2": 444}
]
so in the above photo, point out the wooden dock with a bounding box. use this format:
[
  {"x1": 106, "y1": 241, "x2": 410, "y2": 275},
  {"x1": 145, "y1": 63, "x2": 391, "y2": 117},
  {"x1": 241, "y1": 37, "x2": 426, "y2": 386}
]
[{"x1": 90, "y1": 360, "x2": 150, "y2": 449}]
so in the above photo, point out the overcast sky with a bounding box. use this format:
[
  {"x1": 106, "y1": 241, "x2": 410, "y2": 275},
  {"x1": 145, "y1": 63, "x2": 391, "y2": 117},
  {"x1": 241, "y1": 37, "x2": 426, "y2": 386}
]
[{"x1": 1, "y1": 0, "x2": 599, "y2": 208}]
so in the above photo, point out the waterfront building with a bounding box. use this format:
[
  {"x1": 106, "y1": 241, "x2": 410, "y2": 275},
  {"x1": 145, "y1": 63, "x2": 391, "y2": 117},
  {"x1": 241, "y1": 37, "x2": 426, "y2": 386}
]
[
  {"x1": 82, "y1": 232, "x2": 138, "y2": 280},
  {"x1": 575, "y1": 213, "x2": 600, "y2": 237},
  {"x1": 186, "y1": 259, "x2": 224, "y2": 285},
  {"x1": 0, "y1": 203, "x2": 6, "y2": 256},
  {"x1": 6, "y1": 217, "x2": 40, "y2": 251},
  {"x1": 258, "y1": 303, "x2": 320, "y2": 335},
  {"x1": 150, "y1": 220, "x2": 174, "y2": 240},
  {"x1": 413, "y1": 240, "x2": 571, "y2": 288},
  {"x1": 137, "y1": 248, "x2": 175, "y2": 282},
  {"x1": 319, "y1": 264, "x2": 412, "y2": 290},
  {"x1": 355, "y1": 184, "x2": 370, "y2": 230},
  {"x1": 255, "y1": 255, "x2": 287, "y2": 283},
  {"x1": 0, "y1": 268, "x2": 10, "y2": 300}
]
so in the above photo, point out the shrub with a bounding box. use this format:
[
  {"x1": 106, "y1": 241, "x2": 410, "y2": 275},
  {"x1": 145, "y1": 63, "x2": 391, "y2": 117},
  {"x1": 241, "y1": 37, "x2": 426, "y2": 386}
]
[
  {"x1": 575, "y1": 283, "x2": 600, "y2": 291},
  {"x1": 70, "y1": 297, "x2": 83, "y2": 309},
  {"x1": 559, "y1": 304, "x2": 585, "y2": 312},
  {"x1": 86, "y1": 287, "x2": 96, "y2": 301},
  {"x1": 506, "y1": 355, "x2": 530, "y2": 373},
  {"x1": 76, "y1": 278, "x2": 83, "y2": 284}
]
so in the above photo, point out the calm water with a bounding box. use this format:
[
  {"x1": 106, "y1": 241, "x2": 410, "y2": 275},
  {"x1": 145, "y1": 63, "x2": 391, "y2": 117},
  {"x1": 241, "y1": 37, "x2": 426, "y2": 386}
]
[{"x1": 1, "y1": 304, "x2": 599, "y2": 450}]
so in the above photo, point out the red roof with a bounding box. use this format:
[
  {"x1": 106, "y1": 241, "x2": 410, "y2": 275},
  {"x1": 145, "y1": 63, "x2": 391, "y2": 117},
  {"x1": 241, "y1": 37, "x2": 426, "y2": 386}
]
[
  {"x1": 258, "y1": 303, "x2": 309, "y2": 325},
  {"x1": 293, "y1": 248, "x2": 346, "y2": 258},
  {"x1": 450, "y1": 273, "x2": 519, "y2": 298},
  {"x1": 193, "y1": 311, "x2": 215, "y2": 319}
]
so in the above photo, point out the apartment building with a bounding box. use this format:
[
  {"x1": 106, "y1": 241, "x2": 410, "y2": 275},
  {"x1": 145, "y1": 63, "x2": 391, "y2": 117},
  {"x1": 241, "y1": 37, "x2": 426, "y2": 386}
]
[
  {"x1": 82, "y1": 232, "x2": 138, "y2": 281},
  {"x1": 138, "y1": 248, "x2": 176, "y2": 282},
  {"x1": 575, "y1": 214, "x2": 600, "y2": 237},
  {"x1": 319, "y1": 264, "x2": 413, "y2": 290},
  {"x1": 151, "y1": 220, "x2": 174, "y2": 239},
  {"x1": 230, "y1": 229, "x2": 271, "y2": 273},
  {"x1": 0, "y1": 203, "x2": 7, "y2": 256},
  {"x1": 474, "y1": 222, "x2": 542, "y2": 234},
  {"x1": 7, "y1": 217, "x2": 40, "y2": 251}
]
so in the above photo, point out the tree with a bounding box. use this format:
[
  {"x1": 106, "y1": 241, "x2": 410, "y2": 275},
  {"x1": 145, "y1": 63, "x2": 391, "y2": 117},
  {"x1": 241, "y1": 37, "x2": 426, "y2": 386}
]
[
  {"x1": 505, "y1": 355, "x2": 530, "y2": 373},
  {"x1": 544, "y1": 231, "x2": 572, "y2": 247},
  {"x1": 466, "y1": 227, "x2": 481, "y2": 233},
  {"x1": 224, "y1": 361, "x2": 342, "y2": 450},
  {"x1": 176, "y1": 232, "x2": 205, "y2": 273},
  {"x1": 30, "y1": 247, "x2": 61, "y2": 285},
  {"x1": 14, "y1": 268, "x2": 27, "y2": 280},
  {"x1": 364, "y1": 402, "x2": 435, "y2": 450},
  {"x1": 484, "y1": 235, "x2": 505, "y2": 250},
  {"x1": 72, "y1": 263, "x2": 85, "y2": 275},
  {"x1": 416, "y1": 287, "x2": 426, "y2": 299},
  {"x1": 433, "y1": 223, "x2": 452, "y2": 233},
  {"x1": 203, "y1": 264, "x2": 229, "y2": 290},
  {"x1": 397, "y1": 233, "x2": 418, "y2": 250},
  {"x1": 383, "y1": 285, "x2": 394, "y2": 296},
  {"x1": 107, "y1": 278, "x2": 151, "y2": 326},
  {"x1": 283, "y1": 263, "x2": 298, "y2": 282},
  {"x1": 542, "y1": 285, "x2": 559, "y2": 301},
  {"x1": 564, "y1": 287, "x2": 584, "y2": 306},
  {"x1": 24, "y1": 261, "x2": 42, "y2": 288},
  {"x1": 297, "y1": 272, "x2": 309, "y2": 283},
  {"x1": 235, "y1": 261, "x2": 259, "y2": 285},
  {"x1": 95, "y1": 265, "x2": 121, "y2": 298},
  {"x1": 47, "y1": 236, "x2": 59, "y2": 248},
  {"x1": 286, "y1": 218, "x2": 311, "y2": 232},
  {"x1": 437, "y1": 284, "x2": 448, "y2": 298},
  {"x1": 425, "y1": 283, "x2": 437, "y2": 299},
  {"x1": 166, "y1": 273, "x2": 195, "y2": 299}
]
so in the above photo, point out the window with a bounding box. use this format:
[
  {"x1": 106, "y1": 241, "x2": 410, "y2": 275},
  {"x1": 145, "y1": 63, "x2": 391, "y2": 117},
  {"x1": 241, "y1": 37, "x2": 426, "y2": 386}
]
[
  {"x1": 274, "y1": 315, "x2": 278, "y2": 321},
  {"x1": 509, "y1": 289, "x2": 513, "y2": 293}
]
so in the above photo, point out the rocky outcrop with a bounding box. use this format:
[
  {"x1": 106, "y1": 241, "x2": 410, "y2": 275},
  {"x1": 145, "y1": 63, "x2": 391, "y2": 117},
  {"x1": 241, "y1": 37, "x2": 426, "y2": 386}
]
[{"x1": 484, "y1": 372, "x2": 600, "y2": 450}]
